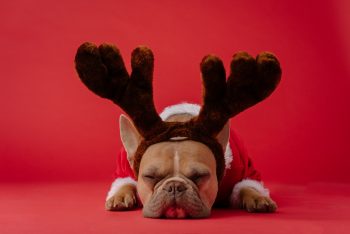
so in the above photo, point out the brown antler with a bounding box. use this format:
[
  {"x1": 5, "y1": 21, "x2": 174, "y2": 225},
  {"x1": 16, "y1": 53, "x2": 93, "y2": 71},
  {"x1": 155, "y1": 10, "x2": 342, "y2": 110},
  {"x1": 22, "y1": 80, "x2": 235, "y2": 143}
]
[
  {"x1": 75, "y1": 42, "x2": 165, "y2": 138},
  {"x1": 194, "y1": 51, "x2": 282, "y2": 137},
  {"x1": 75, "y1": 42, "x2": 281, "y2": 182}
]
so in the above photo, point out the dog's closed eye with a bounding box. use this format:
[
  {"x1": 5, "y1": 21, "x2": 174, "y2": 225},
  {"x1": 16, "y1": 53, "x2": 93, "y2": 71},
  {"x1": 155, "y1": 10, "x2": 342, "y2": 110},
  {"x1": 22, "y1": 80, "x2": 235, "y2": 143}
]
[
  {"x1": 188, "y1": 171, "x2": 210, "y2": 185},
  {"x1": 142, "y1": 173, "x2": 165, "y2": 186},
  {"x1": 143, "y1": 174, "x2": 159, "y2": 181}
]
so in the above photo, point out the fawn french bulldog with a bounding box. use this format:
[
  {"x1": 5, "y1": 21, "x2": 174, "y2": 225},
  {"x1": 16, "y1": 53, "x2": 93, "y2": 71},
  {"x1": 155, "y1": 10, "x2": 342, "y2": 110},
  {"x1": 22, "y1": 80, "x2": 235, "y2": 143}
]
[{"x1": 75, "y1": 42, "x2": 281, "y2": 218}]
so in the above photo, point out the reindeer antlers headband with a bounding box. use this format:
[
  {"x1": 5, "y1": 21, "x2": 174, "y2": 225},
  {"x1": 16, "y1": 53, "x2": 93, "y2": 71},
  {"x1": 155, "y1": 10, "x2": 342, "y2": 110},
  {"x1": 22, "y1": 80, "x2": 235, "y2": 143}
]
[{"x1": 75, "y1": 42, "x2": 281, "y2": 181}]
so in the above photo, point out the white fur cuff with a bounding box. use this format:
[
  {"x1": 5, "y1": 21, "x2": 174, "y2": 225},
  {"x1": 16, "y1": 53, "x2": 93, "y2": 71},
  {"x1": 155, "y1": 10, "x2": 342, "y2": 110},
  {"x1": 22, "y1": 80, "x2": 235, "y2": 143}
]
[
  {"x1": 230, "y1": 179, "x2": 270, "y2": 206},
  {"x1": 106, "y1": 177, "x2": 137, "y2": 201}
]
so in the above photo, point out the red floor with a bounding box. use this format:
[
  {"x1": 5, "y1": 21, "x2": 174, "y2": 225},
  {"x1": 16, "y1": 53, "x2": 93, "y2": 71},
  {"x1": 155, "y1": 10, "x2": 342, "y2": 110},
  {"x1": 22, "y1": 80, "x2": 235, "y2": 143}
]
[{"x1": 1, "y1": 182, "x2": 349, "y2": 234}]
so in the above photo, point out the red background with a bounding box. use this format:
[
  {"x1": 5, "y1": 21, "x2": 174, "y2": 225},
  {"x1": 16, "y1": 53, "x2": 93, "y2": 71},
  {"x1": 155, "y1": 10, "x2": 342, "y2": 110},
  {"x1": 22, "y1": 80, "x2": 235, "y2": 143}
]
[
  {"x1": 2, "y1": 1, "x2": 350, "y2": 234},
  {"x1": 1, "y1": 0, "x2": 350, "y2": 184}
]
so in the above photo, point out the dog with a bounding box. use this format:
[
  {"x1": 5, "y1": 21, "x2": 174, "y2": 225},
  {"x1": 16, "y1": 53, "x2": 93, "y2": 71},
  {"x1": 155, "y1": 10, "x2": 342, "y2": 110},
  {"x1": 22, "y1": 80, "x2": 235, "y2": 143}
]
[
  {"x1": 74, "y1": 42, "x2": 281, "y2": 218},
  {"x1": 105, "y1": 103, "x2": 277, "y2": 218}
]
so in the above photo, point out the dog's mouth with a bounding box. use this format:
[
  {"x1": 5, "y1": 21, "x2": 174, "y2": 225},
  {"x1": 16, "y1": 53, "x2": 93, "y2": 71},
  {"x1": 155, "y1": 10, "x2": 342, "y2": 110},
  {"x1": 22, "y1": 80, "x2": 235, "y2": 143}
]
[
  {"x1": 142, "y1": 179, "x2": 212, "y2": 219},
  {"x1": 143, "y1": 195, "x2": 211, "y2": 219},
  {"x1": 163, "y1": 205, "x2": 188, "y2": 219}
]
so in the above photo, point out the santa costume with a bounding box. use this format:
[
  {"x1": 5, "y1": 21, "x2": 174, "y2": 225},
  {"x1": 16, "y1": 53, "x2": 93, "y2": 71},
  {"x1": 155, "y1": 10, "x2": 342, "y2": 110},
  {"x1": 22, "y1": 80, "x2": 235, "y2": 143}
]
[{"x1": 106, "y1": 103, "x2": 270, "y2": 207}]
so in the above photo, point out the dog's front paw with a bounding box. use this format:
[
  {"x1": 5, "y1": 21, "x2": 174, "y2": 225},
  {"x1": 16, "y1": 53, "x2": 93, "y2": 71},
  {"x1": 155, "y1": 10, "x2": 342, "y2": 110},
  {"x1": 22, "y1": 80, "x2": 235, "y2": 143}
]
[
  {"x1": 105, "y1": 184, "x2": 137, "y2": 211},
  {"x1": 239, "y1": 187, "x2": 277, "y2": 213}
]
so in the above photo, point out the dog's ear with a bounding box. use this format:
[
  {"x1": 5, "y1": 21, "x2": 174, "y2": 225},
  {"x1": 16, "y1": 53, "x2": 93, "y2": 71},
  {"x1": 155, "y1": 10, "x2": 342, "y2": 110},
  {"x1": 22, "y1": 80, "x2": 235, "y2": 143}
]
[
  {"x1": 216, "y1": 121, "x2": 230, "y2": 151},
  {"x1": 119, "y1": 114, "x2": 143, "y2": 167}
]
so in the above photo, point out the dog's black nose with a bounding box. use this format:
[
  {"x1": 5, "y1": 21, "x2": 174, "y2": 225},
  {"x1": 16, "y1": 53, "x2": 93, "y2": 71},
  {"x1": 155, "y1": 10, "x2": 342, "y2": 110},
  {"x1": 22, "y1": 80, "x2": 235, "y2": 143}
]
[{"x1": 163, "y1": 181, "x2": 187, "y2": 195}]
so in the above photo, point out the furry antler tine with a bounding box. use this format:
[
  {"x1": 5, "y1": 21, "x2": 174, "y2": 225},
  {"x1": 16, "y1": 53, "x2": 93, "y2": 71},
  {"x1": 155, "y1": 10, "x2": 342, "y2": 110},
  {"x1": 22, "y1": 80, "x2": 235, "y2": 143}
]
[
  {"x1": 194, "y1": 52, "x2": 281, "y2": 138},
  {"x1": 75, "y1": 42, "x2": 129, "y2": 100},
  {"x1": 226, "y1": 52, "x2": 281, "y2": 117},
  {"x1": 194, "y1": 55, "x2": 230, "y2": 137},
  {"x1": 75, "y1": 43, "x2": 164, "y2": 138},
  {"x1": 119, "y1": 46, "x2": 164, "y2": 137}
]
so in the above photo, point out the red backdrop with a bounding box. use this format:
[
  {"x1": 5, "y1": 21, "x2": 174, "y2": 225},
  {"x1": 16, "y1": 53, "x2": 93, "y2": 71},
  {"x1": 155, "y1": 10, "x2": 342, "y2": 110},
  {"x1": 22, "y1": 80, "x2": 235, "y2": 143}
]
[{"x1": 1, "y1": 0, "x2": 349, "y2": 184}]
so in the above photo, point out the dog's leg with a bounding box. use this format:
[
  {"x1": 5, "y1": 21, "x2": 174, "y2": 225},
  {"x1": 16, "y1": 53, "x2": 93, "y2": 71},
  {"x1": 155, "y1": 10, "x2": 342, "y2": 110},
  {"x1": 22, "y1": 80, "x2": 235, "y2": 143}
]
[
  {"x1": 105, "y1": 184, "x2": 137, "y2": 211},
  {"x1": 238, "y1": 187, "x2": 277, "y2": 213},
  {"x1": 231, "y1": 179, "x2": 277, "y2": 213},
  {"x1": 105, "y1": 179, "x2": 138, "y2": 211}
]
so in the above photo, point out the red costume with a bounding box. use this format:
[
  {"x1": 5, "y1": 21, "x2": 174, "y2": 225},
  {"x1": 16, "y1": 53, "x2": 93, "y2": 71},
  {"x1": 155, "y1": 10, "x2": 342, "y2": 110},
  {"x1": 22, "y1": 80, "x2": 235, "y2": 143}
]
[{"x1": 109, "y1": 103, "x2": 270, "y2": 206}]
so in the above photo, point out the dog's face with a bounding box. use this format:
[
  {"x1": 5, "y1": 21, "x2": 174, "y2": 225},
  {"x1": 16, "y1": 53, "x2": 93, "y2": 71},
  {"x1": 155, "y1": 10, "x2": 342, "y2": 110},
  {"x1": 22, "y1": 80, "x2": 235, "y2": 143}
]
[
  {"x1": 138, "y1": 140, "x2": 218, "y2": 218},
  {"x1": 120, "y1": 114, "x2": 229, "y2": 218}
]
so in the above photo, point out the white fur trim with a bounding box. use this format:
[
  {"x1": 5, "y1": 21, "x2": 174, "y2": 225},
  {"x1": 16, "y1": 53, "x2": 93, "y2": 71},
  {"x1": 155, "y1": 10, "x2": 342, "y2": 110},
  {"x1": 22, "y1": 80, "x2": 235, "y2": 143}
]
[
  {"x1": 170, "y1": 136, "x2": 188, "y2": 141},
  {"x1": 224, "y1": 144, "x2": 233, "y2": 169},
  {"x1": 160, "y1": 103, "x2": 200, "y2": 120},
  {"x1": 106, "y1": 177, "x2": 137, "y2": 201},
  {"x1": 230, "y1": 179, "x2": 270, "y2": 206}
]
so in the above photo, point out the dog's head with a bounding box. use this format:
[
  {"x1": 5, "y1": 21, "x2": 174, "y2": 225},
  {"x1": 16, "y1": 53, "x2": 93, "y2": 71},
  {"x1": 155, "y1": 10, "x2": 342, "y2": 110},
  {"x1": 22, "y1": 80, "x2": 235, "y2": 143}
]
[
  {"x1": 120, "y1": 110, "x2": 229, "y2": 218},
  {"x1": 74, "y1": 42, "x2": 281, "y2": 218}
]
